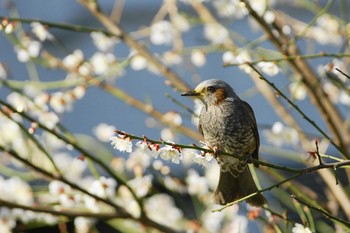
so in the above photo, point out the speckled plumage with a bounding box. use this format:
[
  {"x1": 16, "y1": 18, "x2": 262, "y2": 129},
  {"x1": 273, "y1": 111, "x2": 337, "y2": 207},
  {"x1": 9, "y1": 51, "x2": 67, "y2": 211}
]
[{"x1": 182, "y1": 79, "x2": 266, "y2": 206}]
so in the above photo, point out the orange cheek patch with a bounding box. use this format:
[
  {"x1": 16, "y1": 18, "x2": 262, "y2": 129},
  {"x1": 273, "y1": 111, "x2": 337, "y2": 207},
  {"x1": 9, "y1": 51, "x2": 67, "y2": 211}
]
[{"x1": 215, "y1": 88, "x2": 227, "y2": 105}]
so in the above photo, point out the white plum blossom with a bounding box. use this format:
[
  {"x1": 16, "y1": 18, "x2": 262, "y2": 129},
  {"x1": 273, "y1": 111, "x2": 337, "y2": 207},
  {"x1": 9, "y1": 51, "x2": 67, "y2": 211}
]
[
  {"x1": 222, "y1": 50, "x2": 253, "y2": 73},
  {"x1": 162, "y1": 111, "x2": 182, "y2": 126},
  {"x1": 48, "y1": 180, "x2": 81, "y2": 208},
  {"x1": 224, "y1": 215, "x2": 248, "y2": 233},
  {"x1": 323, "y1": 59, "x2": 348, "y2": 82},
  {"x1": 201, "y1": 210, "x2": 225, "y2": 233},
  {"x1": 49, "y1": 91, "x2": 74, "y2": 113},
  {"x1": 31, "y1": 22, "x2": 54, "y2": 41},
  {"x1": 158, "y1": 145, "x2": 182, "y2": 164},
  {"x1": 222, "y1": 51, "x2": 236, "y2": 65},
  {"x1": 135, "y1": 140, "x2": 149, "y2": 151},
  {"x1": 73, "y1": 85, "x2": 86, "y2": 99},
  {"x1": 15, "y1": 38, "x2": 41, "y2": 62},
  {"x1": 38, "y1": 111, "x2": 59, "y2": 129},
  {"x1": 110, "y1": 135, "x2": 133, "y2": 153},
  {"x1": 74, "y1": 217, "x2": 95, "y2": 233},
  {"x1": 150, "y1": 20, "x2": 175, "y2": 45},
  {"x1": 78, "y1": 62, "x2": 93, "y2": 76},
  {"x1": 63, "y1": 49, "x2": 84, "y2": 70},
  {"x1": 292, "y1": 223, "x2": 312, "y2": 233},
  {"x1": 192, "y1": 153, "x2": 213, "y2": 168},
  {"x1": 263, "y1": 121, "x2": 299, "y2": 147},
  {"x1": 338, "y1": 91, "x2": 350, "y2": 106},
  {"x1": 213, "y1": 0, "x2": 248, "y2": 19},
  {"x1": 160, "y1": 128, "x2": 176, "y2": 142},
  {"x1": 88, "y1": 176, "x2": 117, "y2": 199},
  {"x1": 312, "y1": 14, "x2": 342, "y2": 45},
  {"x1": 127, "y1": 174, "x2": 153, "y2": 197},
  {"x1": 49, "y1": 180, "x2": 72, "y2": 195},
  {"x1": 172, "y1": 14, "x2": 190, "y2": 32},
  {"x1": 1, "y1": 20, "x2": 15, "y2": 34},
  {"x1": 116, "y1": 185, "x2": 141, "y2": 218},
  {"x1": 130, "y1": 54, "x2": 148, "y2": 70},
  {"x1": 0, "y1": 176, "x2": 34, "y2": 205},
  {"x1": 93, "y1": 123, "x2": 116, "y2": 142},
  {"x1": 264, "y1": 11, "x2": 276, "y2": 24},
  {"x1": 0, "y1": 115, "x2": 23, "y2": 148},
  {"x1": 53, "y1": 153, "x2": 87, "y2": 181},
  {"x1": 0, "y1": 208, "x2": 16, "y2": 233},
  {"x1": 90, "y1": 52, "x2": 116, "y2": 75},
  {"x1": 7, "y1": 92, "x2": 30, "y2": 112},
  {"x1": 162, "y1": 51, "x2": 183, "y2": 66},
  {"x1": 257, "y1": 61, "x2": 279, "y2": 76},
  {"x1": 186, "y1": 169, "x2": 209, "y2": 195},
  {"x1": 145, "y1": 194, "x2": 183, "y2": 230},
  {"x1": 191, "y1": 49, "x2": 206, "y2": 67},
  {"x1": 126, "y1": 148, "x2": 152, "y2": 172},
  {"x1": 204, "y1": 23, "x2": 229, "y2": 45},
  {"x1": 91, "y1": 31, "x2": 117, "y2": 52},
  {"x1": 289, "y1": 82, "x2": 307, "y2": 100}
]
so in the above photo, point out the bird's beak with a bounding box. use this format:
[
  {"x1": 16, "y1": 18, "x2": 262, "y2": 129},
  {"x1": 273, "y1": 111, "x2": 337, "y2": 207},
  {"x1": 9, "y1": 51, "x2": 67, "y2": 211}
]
[{"x1": 181, "y1": 90, "x2": 200, "y2": 96}]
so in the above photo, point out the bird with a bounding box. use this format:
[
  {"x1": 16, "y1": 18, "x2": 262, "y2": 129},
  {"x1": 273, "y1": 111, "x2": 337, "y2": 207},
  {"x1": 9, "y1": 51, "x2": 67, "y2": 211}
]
[{"x1": 181, "y1": 79, "x2": 266, "y2": 206}]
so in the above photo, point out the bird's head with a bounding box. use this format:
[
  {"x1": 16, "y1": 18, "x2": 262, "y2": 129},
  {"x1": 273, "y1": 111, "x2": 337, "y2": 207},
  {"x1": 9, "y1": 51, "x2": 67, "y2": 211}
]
[{"x1": 181, "y1": 79, "x2": 238, "y2": 108}]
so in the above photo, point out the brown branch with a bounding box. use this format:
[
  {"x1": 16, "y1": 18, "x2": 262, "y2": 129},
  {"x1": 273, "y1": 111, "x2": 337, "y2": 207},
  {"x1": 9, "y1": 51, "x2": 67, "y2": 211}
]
[
  {"x1": 0, "y1": 145, "x2": 180, "y2": 233},
  {"x1": 0, "y1": 199, "x2": 122, "y2": 219},
  {"x1": 115, "y1": 130, "x2": 350, "y2": 173},
  {"x1": 41, "y1": 51, "x2": 202, "y2": 141},
  {"x1": 79, "y1": 0, "x2": 190, "y2": 92},
  {"x1": 241, "y1": 0, "x2": 350, "y2": 157},
  {"x1": 291, "y1": 195, "x2": 350, "y2": 228}
]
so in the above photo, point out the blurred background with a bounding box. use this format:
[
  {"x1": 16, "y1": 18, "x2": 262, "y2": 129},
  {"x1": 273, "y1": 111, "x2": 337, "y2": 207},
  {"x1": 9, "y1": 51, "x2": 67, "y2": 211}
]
[{"x1": 0, "y1": 0, "x2": 349, "y2": 232}]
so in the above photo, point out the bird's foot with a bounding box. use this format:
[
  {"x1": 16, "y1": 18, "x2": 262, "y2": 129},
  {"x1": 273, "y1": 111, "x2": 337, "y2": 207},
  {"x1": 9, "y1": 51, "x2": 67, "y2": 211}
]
[
  {"x1": 243, "y1": 154, "x2": 253, "y2": 165},
  {"x1": 209, "y1": 146, "x2": 221, "y2": 158}
]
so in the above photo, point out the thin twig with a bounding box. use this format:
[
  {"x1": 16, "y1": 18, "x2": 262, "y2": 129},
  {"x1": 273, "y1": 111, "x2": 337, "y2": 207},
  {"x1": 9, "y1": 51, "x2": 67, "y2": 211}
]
[
  {"x1": 241, "y1": 0, "x2": 350, "y2": 157},
  {"x1": 335, "y1": 68, "x2": 350, "y2": 80},
  {"x1": 0, "y1": 144, "x2": 180, "y2": 233},
  {"x1": 0, "y1": 99, "x2": 142, "y2": 209},
  {"x1": 214, "y1": 173, "x2": 303, "y2": 212},
  {"x1": 0, "y1": 198, "x2": 122, "y2": 219},
  {"x1": 0, "y1": 145, "x2": 127, "y2": 213},
  {"x1": 165, "y1": 93, "x2": 198, "y2": 117},
  {"x1": 261, "y1": 206, "x2": 296, "y2": 224},
  {"x1": 114, "y1": 130, "x2": 350, "y2": 174},
  {"x1": 291, "y1": 195, "x2": 350, "y2": 228},
  {"x1": 248, "y1": 64, "x2": 348, "y2": 158}
]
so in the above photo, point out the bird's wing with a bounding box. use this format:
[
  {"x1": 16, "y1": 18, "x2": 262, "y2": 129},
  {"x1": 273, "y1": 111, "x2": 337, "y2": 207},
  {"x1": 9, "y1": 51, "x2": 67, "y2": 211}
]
[{"x1": 242, "y1": 101, "x2": 260, "y2": 167}]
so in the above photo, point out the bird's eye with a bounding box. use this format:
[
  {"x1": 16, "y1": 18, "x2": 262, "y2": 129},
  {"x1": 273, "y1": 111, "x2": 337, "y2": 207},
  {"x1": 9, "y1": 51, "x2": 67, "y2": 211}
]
[{"x1": 207, "y1": 86, "x2": 216, "y2": 93}]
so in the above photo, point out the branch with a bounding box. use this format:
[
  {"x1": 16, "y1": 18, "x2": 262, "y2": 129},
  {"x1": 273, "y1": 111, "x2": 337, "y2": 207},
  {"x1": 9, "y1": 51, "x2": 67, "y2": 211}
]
[
  {"x1": 0, "y1": 198, "x2": 122, "y2": 219},
  {"x1": 0, "y1": 145, "x2": 126, "y2": 214},
  {"x1": 0, "y1": 99, "x2": 142, "y2": 210},
  {"x1": 114, "y1": 130, "x2": 350, "y2": 174},
  {"x1": 214, "y1": 173, "x2": 303, "y2": 212},
  {"x1": 248, "y1": 63, "x2": 348, "y2": 158},
  {"x1": 291, "y1": 195, "x2": 350, "y2": 228},
  {"x1": 224, "y1": 52, "x2": 350, "y2": 67},
  {"x1": 241, "y1": 0, "x2": 350, "y2": 156},
  {"x1": 79, "y1": 0, "x2": 190, "y2": 92},
  {"x1": 0, "y1": 15, "x2": 115, "y2": 36},
  {"x1": 0, "y1": 145, "x2": 180, "y2": 233}
]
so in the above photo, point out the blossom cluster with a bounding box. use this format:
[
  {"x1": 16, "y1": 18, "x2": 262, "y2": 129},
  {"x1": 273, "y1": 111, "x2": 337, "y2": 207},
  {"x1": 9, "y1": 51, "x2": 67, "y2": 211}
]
[{"x1": 110, "y1": 131, "x2": 213, "y2": 168}]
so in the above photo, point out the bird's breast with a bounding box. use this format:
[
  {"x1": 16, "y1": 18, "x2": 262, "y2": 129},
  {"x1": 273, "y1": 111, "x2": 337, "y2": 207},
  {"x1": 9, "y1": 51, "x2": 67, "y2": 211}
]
[{"x1": 199, "y1": 101, "x2": 256, "y2": 156}]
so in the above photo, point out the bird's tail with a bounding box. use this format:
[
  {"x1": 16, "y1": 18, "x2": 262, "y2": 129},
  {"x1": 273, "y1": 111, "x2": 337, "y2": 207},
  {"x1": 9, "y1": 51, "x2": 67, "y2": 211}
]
[{"x1": 214, "y1": 166, "x2": 266, "y2": 206}]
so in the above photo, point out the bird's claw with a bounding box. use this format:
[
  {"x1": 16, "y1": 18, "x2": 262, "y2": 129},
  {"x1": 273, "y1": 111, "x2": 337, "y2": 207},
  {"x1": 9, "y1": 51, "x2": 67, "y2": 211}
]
[
  {"x1": 210, "y1": 146, "x2": 221, "y2": 158},
  {"x1": 243, "y1": 154, "x2": 253, "y2": 165}
]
